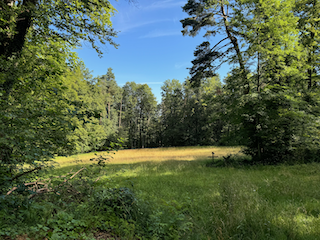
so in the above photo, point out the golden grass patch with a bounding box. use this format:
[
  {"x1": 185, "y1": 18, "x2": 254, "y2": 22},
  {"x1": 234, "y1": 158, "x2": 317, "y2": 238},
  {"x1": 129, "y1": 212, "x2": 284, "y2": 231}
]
[{"x1": 54, "y1": 146, "x2": 242, "y2": 167}]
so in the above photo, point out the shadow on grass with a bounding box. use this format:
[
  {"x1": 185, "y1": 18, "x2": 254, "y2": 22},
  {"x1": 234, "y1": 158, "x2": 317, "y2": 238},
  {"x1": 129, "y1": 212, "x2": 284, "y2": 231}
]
[
  {"x1": 44, "y1": 159, "x2": 320, "y2": 240},
  {"x1": 119, "y1": 160, "x2": 320, "y2": 239}
]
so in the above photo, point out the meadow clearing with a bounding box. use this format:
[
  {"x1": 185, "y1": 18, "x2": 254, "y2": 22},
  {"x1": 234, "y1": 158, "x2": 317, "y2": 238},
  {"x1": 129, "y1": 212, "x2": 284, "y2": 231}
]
[
  {"x1": 50, "y1": 146, "x2": 320, "y2": 239},
  {"x1": 3, "y1": 146, "x2": 320, "y2": 240},
  {"x1": 54, "y1": 146, "x2": 241, "y2": 167}
]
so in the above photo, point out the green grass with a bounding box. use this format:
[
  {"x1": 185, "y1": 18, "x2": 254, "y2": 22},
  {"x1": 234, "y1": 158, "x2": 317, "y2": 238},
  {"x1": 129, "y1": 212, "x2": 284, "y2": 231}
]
[
  {"x1": 49, "y1": 149, "x2": 320, "y2": 240},
  {"x1": 3, "y1": 147, "x2": 320, "y2": 239}
]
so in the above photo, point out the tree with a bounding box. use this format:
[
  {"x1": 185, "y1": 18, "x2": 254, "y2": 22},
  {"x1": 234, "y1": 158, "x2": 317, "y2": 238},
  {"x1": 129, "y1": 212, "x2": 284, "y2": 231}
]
[
  {"x1": 0, "y1": 39, "x2": 79, "y2": 193},
  {"x1": 122, "y1": 82, "x2": 139, "y2": 148},
  {"x1": 136, "y1": 84, "x2": 157, "y2": 148},
  {"x1": 0, "y1": 0, "x2": 117, "y2": 58},
  {"x1": 181, "y1": 0, "x2": 249, "y2": 92},
  {"x1": 96, "y1": 68, "x2": 122, "y2": 148},
  {"x1": 62, "y1": 63, "x2": 108, "y2": 154},
  {"x1": 295, "y1": 0, "x2": 320, "y2": 89},
  {"x1": 195, "y1": 76, "x2": 224, "y2": 145},
  {"x1": 181, "y1": 0, "x2": 320, "y2": 163},
  {"x1": 159, "y1": 77, "x2": 223, "y2": 147},
  {"x1": 160, "y1": 79, "x2": 186, "y2": 146},
  {"x1": 231, "y1": 0, "x2": 302, "y2": 162},
  {"x1": 0, "y1": 0, "x2": 123, "y2": 193},
  {"x1": 0, "y1": 0, "x2": 118, "y2": 96},
  {"x1": 121, "y1": 82, "x2": 157, "y2": 148}
]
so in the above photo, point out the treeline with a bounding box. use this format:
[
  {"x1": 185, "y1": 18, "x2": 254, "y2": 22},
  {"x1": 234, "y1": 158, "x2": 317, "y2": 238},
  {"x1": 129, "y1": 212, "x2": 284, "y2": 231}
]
[
  {"x1": 71, "y1": 0, "x2": 320, "y2": 166},
  {"x1": 65, "y1": 66, "x2": 227, "y2": 152},
  {"x1": 63, "y1": 66, "x2": 158, "y2": 152}
]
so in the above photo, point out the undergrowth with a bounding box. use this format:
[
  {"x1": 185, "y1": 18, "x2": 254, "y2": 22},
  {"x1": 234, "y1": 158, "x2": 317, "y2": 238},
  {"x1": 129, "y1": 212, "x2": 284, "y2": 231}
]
[{"x1": 0, "y1": 155, "x2": 192, "y2": 240}]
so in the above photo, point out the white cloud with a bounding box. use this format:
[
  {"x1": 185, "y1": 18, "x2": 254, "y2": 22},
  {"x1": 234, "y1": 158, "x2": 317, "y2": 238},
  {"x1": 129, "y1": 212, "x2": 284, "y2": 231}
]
[
  {"x1": 140, "y1": 29, "x2": 181, "y2": 38},
  {"x1": 144, "y1": 0, "x2": 187, "y2": 11},
  {"x1": 174, "y1": 62, "x2": 190, "y2": 69},
  {"x1": 111, "y1": 0, "x2": 186, "y2": 34},
  {"x1": 115, "y1": 19, "x2": 172, "y2": 34}
]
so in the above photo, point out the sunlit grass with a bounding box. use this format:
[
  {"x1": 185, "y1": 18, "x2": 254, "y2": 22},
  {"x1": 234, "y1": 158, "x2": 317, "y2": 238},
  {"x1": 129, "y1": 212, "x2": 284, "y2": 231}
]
[
  {"x1": 54, "y1": 146, "x2": 241, "y2": 167},
  {"x1": 49, "y1": 147, "x2": 320, "y2": 239},
  {"x1": 99, "y1": 161, "x2": 320, "y2": 239}
]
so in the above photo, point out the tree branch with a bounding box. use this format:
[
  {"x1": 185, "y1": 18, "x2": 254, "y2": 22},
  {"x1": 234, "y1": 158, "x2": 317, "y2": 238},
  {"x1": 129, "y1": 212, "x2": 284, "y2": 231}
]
[
  {"x1": 7, "y1": 167, "x2": 87, "y2": 198},
  {"x1": 211, "y1": 37, "x2": 229, "y2": 51},
  {"x1": 10, "y1": 166, "x2": 42, "y2": 182},
  {"x1": 220, "y1": 1, "x2": 249, "y2": 93}
]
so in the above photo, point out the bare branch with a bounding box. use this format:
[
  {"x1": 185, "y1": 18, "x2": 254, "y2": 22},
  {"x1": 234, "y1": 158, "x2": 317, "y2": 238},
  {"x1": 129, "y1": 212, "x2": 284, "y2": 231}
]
[
  {"x1": 7, "y1": 167, "x2": 86, "y2": 197},
  {"x1": 211, "y1": 37, "x2": 229, "y2": 51},
  {"x1": 10, "y1": 166, "x2": 42, "y2": 182}
]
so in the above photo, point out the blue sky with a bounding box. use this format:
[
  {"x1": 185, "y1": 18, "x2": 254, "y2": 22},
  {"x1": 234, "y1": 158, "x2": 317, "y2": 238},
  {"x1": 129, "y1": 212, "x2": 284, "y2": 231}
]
[{"x1": 76, "y1": 0, "x2": 229, "y2": 102}]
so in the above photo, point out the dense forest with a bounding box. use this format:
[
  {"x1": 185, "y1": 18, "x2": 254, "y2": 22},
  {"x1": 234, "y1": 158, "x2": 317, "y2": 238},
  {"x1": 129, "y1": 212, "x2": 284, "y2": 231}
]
[{"x1": 1, "y1": 0, "x2": 320, "y2": 189}]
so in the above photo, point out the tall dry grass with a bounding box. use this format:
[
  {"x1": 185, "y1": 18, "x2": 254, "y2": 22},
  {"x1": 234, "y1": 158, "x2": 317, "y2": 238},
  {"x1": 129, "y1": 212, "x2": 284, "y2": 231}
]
[{"x1": 54, "y1": 146, "x2": 241, "y2": 167}]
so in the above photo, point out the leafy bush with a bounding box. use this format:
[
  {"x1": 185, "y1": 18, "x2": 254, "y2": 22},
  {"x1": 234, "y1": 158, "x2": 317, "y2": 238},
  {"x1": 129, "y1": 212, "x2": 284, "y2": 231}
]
[
  {"x1": 0, "y1": 162, "x2": 193, "y2": 240},
  {"x1": 92, "y1": 187, "x2": 136, "y2": 219}
]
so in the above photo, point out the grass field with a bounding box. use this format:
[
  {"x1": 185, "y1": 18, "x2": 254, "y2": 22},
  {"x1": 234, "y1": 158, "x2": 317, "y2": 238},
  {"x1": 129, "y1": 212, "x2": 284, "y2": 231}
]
[
  {"x1": 49, "y1": 146, "x2": 320, "y2": 239},
  {"x1": 3, "y1": 146, "x2": 320, "y2": 239},
  {"x1": 54, "y1": 146, "x2": 241, "y2": 167}
]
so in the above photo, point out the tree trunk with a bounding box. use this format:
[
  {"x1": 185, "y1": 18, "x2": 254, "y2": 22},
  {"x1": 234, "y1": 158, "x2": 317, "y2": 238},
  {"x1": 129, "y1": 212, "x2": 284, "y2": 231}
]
[
  {"x1": 0, "y1": 0, "x2": 37, "y2": 58},
  {"x1": 0, "y1": 0, "x2": 37, "y2": 96},
  {"x1": 220, "y1": 1, "x2": 248, "y2": 94},
  {"x1": 119, "y1": 99, "x2": 122, "y2": 128},
  {"x1": 107, "y1": 103, "x2": 110, "y2": 119}
]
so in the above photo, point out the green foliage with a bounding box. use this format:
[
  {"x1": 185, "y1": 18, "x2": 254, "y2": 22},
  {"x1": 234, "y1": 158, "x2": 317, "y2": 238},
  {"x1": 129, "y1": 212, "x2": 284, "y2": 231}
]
[
  {"x1": 121, "y1": 82, "x2": 157, "y2": 148},
  {"x1": 99, "y1": 157, "x2": 320, "y2": 239},
  {"x1": 92, "y1": 187, "x2": 137, "y2": 219},
  {"x1": 0, "y1": 37, "x2": 78, "y2": 194},
  {"x1": 0, "y1": 0, "x2": 118, "y2": 60},
  {"x1": 159, "y1": 77, "x2": 224, "y2": 147},
  {"x1": 0, "y1": 0, "x2": 122, "y2": 197},
  {"x1": 58, "y1": 64, "x2": 105, "y2": 155},
  {"x1": 95, "y1": 68, "x2": 123, "y2": 149},
  {"x1": 160, "y1": 79, "x2": 186, "y2": 146},
  {"x1": 0, "y1": 161, "x2": 193, "y2": 240},
  {"x1": 181, "y1": 0, "x2": 320, "y2": 163},
  {"x1": 4, "y1": 147, "x2": 320, "y2": 239}
]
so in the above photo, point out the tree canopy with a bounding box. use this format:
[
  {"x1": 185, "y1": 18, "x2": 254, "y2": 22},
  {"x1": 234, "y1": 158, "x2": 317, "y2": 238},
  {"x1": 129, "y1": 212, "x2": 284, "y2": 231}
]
[
  {"x1": 0, "y1": 0, "x2": 121, "y2": 193},
  {"x1": 181, "y1": 0, "x2": 320, "y2": 163},
  {"x1": 0, "y1": 0, "x2": 118, "y2": 97}
]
